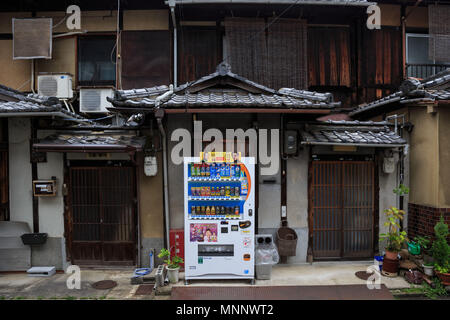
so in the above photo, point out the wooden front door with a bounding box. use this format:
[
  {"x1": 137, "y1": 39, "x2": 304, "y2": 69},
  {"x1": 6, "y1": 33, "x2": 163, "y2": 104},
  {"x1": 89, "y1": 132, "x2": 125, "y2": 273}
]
[
  {"x1": 310, "y1": 161, "x2": 375, "y2": 259},
  {"x1": 68, "y1": 166, "x2": 137, "y2": 266}
]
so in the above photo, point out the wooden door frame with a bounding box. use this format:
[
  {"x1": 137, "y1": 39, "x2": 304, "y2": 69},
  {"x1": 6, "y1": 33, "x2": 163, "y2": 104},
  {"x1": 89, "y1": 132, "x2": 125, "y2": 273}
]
[
  {"x1": 63, "y1": 159, "x2": 138, "y2": 267},
  {"x1": 308, "y1": 156, "x2": 377, "y2": 261}
]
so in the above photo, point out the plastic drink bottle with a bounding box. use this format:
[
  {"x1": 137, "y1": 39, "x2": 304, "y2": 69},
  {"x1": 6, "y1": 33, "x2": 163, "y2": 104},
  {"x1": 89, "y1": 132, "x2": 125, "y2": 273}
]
[
  {"x1": 210, "y1": 163, "x2": 216, "y2": 178},
  {"x1": 235, "y1": 164, "x2": 240, "y2": 178}
]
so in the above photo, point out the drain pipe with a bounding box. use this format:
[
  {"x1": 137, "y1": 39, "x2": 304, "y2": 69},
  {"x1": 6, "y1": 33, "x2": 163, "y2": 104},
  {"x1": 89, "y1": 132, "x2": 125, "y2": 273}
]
[
  {"x1": 155, "y1": 85, "x2": 174, "y2": 249},
  {"x1": 168, "y1": 0, "x2": 177, "y2": 88}
]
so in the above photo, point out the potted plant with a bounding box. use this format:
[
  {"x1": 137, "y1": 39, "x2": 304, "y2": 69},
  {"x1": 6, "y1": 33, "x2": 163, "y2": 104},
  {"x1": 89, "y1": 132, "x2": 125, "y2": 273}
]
[
  {"x1": 380, "y1": 206, "x2": 407, "y2": 260},
  {"x1": 431, "y1": 215, "x2": 450, "y2": 286},
  {"x1": 158, "y1": 248, "x2": 184, "y2": 284},
  {"x1": 422, "y1": 261, "x2": 435, "y2": 277}
]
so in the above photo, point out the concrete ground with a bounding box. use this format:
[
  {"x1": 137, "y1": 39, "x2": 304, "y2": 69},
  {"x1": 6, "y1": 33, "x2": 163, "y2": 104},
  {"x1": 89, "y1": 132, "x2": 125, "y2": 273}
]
[
  {"x1": 176, "y1": 261, "x2": 412, "y2": 289},
  {"x1": 0, "y1": 261, "x2": 413, "y2": 300},
  {"x1": 0, "y1": 269, "x2": 147, "y2": 300}
]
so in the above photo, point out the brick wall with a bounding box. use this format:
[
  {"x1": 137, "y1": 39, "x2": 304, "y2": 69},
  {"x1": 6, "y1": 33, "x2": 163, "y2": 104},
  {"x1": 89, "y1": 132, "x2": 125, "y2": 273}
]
[{"x1": 408, "y1": 203, "x2": 450, "y2": 239}]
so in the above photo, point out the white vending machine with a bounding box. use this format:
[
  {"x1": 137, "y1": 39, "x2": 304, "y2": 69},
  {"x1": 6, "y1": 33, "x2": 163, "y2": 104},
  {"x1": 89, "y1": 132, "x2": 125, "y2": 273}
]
[{"x1": 184, "y1": 153, "x2": 255, "y2": 284}]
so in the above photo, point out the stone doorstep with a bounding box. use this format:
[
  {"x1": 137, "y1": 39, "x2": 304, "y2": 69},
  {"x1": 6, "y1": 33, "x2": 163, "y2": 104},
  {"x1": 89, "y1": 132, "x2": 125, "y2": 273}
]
[{"x1": 155, "y1": 284, "x2": 172, "y2": 296}]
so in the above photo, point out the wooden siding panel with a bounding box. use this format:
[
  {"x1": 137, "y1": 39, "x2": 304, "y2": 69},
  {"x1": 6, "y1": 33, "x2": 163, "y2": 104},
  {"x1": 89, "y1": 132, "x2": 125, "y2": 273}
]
[
  {"x1": 178, "y1": 27, "x2": 220, "y2": 84},
  {"x1": 121, "y1": 31, "x2": 171, "y2": 90},
  {"x1": 308, "y1": 27, "x2": 351, "y2": 87}
]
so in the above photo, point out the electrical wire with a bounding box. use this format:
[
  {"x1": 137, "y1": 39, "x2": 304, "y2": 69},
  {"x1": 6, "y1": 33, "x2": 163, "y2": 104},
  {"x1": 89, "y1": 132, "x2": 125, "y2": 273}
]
[{"x1": 52, "y1": 14, "x2": 68, "y2": 29}]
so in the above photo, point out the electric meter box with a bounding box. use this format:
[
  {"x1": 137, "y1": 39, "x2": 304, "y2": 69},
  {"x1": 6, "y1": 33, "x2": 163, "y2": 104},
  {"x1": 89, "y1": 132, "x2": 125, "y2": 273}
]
[{"x1": 144, "y1": 156, "x2": 158, "y2": 176}]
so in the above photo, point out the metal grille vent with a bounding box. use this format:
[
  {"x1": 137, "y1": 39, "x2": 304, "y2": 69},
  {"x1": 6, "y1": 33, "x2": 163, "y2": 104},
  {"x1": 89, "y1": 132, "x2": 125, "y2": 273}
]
[
  {"x1": 38, "y1": 77, "x2": 58, "y2": 97},
  {"x1": 81, "y1": 90, "x2": 101, "y2": 111},
  {"x1": 428, "y1": 5, "x2": 450, "y2": 62},
  {"x1": 12, "y1": 18, "x2": 52, "y2": 59}
]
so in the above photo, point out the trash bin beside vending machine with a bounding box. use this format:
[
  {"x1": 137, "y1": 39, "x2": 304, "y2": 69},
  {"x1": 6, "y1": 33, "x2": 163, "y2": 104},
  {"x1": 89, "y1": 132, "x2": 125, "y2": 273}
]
[{"x1": 255, "y1": 234, "x2": 279, "y2": 280}]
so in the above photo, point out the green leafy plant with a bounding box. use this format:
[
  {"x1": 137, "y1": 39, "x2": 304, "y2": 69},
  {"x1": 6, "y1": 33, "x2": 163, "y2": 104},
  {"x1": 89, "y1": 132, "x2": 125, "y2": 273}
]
[
  {"x1": 424, "y1": 261, "x2": 434, "y2": 267},
  {"x1": 158, "y1": 248, "x2": 184, "y2": 269},
  {"x1": 431, "y1": 215, "x2": 450, "y2": 273},
  {"x1": 423, "y1": 278, "x2": 448, "y2": 300},
  {"x1": 413, "y1": 236, "x2": 430, "y2": 251},
  {"x1": 393, "y1": 184, "x2": 410, "y2": 196},
  {"x1": 380, "y1": 206, "x2": 407, "y2": 252}
]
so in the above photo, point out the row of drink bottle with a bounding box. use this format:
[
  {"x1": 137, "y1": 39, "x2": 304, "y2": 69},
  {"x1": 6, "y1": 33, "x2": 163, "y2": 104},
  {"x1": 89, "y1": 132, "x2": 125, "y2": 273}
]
[
  {"x1": 191, "y1": 205, "x2": 240, "y2": 216},
  {"x1": 190, "y1": 162, "x2": 241, "y2": 178},
  {"x1": 191, "y1": 186, "x2": 241, "y2": 197}
]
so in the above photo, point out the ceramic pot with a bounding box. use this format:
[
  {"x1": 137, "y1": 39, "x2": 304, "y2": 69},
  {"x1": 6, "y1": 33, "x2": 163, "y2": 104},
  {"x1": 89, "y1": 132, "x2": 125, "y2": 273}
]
[
  {"x1": 167, "y1": 266, "x2": 180, "y2": 284},
  {"x1": 422, "y1": 264, "x2": 434, "y2": 277},
  {"x1": 382, "y1": 257, "x2": 399, "y2": 277},
  {"x1": 385, "y1": 250, "x2": 398, "y2": 260},
  {"x1": 435, "y1": 271, "x2": 450, "y2": 286}
]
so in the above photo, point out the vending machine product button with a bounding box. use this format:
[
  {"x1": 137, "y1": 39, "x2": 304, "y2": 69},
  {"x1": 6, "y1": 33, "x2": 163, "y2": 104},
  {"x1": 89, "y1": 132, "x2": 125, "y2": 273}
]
[{"x1": 248, "y1": 209, "x2": 253, "y2": 216}]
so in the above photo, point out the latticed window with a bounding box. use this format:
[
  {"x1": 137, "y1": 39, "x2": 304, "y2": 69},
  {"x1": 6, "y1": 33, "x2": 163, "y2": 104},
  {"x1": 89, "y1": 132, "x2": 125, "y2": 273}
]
[{"x1": 224, "y1": 18, "x2": 307, "y2": 90}]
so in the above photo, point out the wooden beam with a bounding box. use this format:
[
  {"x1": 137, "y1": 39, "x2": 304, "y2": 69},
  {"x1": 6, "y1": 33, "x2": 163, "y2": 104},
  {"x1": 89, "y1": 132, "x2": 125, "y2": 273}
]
[{"x1": 164, "y1": 108, "x2": 332, "y2": 114}]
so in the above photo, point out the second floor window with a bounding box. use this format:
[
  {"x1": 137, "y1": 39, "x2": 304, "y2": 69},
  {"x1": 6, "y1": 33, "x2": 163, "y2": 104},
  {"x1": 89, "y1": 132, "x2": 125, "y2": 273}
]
[
  {"x1": 78, "y1": 36, "x2": 116, "y2": 86},
  {"x1": 406, "y1": 33, "x2": 448, "y2": 79}
]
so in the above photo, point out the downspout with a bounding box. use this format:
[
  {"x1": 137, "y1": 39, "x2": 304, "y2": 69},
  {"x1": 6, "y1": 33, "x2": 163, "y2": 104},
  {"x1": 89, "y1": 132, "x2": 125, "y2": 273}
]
[
  {"x1": 168, "y1": 0, "x2": 177, "y2": 88},
  {"x1": 155, "y1": 85, "x2": 174, "y2": 249},
  {"x1": 386, "y1": 114, "x2": 407, "y2": 231}
]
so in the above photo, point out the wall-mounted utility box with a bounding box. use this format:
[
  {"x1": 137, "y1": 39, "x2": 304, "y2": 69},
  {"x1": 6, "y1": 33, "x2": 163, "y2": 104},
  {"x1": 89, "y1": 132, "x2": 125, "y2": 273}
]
[
  {"x1": 32, "y1": 180, "x2": 56, "y2": 197},
  {"x1": 284, "y1": 130, "x2": 298, "y2": 155}
]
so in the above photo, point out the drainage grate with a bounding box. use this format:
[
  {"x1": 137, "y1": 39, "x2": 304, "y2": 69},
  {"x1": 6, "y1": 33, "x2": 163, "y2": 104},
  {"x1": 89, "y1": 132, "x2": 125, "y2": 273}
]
[
  {"x1": 354, "y1": 271, "x2": 372, "y2": 281},
  {"x1": 134, "y1": 284, "x2": 155, "y2": 295},
  {"x1": 171, "y1": 285, "x2": 394, "y2": 300},
  {"x1": 91, "y1": 280, "x2": 118, "y2": 290}
]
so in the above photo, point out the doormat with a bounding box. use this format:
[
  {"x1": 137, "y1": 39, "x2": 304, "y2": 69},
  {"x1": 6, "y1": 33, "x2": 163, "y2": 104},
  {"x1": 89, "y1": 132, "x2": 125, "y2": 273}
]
[
  {"x1": 171, "y1": 285, "x2": 394, "y2": 300},
  {"x1": 135, "y1": 283, "x2": 155, "y2": 295},
  {"x1": 91, "y1": 280, "x2": 118, "y2": 290}
]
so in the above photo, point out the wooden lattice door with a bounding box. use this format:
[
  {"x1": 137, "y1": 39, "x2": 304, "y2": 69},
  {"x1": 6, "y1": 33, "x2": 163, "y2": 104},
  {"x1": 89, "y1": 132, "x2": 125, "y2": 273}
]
[
  {"x1": 310, "y1": 161, "x2": 375, "y2": 259},
  {"x1": 69, "y1": 167, "x2": 136, "y2": 266}
]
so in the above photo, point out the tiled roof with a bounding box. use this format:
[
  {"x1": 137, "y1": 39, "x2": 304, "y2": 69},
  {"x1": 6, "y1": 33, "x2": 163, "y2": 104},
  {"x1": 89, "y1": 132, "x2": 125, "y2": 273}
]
[
  {"x1": 350, "y1": 68, "x2": 450, "y2": 117},
  {"x1": 0, "y1": 84, "x2": 89, "y2": 121},
  {"x1": 35, "y1": 133, "x2": 146, "y2": 151},
  {"x1": 0, "y1": 84, "x2": 27, "y2": 102},
  {"x1": 165, "y1": 0, "x2": 373, "y2": 6},
  {"x1": 110, "y1": 63, "x2": 340, "y2": 110},
  {"x1": 301, "y1": 120, "x2": 407, "y2": 146}
]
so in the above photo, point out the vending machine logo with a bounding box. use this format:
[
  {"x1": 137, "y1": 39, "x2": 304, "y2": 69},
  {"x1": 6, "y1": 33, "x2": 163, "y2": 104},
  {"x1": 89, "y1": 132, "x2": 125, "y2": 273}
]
[
  {"x1": 243, "y1": 237, "x2": 252, "y2": 248},
  {"x1": 190, "y1": 223, "x2": 218, "y2": 242}
]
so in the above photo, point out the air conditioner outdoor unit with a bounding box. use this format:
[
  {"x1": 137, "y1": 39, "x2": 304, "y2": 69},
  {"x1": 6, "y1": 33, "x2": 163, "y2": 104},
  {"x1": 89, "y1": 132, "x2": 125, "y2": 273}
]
[
  {"x1": 79, "y1": 88, "x2": 114, "y2": 113},
  {"x1": 37, "y1": 74, "x2": 73, "y2": 99}
]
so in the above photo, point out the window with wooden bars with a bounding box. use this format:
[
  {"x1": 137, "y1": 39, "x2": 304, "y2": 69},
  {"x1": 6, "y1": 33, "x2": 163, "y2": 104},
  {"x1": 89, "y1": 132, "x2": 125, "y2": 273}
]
[{"x1": 224, "y1": 17, "x2": 307, "y2": 90}]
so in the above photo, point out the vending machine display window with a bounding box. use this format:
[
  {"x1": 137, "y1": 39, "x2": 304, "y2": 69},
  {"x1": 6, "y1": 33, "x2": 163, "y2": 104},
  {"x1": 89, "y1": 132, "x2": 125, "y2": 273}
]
[{"x1": 183, "y1": 154, "x2": 255, "y2": 284}]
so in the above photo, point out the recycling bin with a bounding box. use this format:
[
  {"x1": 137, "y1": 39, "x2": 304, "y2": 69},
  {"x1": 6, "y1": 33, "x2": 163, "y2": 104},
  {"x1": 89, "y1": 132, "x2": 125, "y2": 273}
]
[{"x1": 255, "y1": 234, "x2": 279, "y2": 280}]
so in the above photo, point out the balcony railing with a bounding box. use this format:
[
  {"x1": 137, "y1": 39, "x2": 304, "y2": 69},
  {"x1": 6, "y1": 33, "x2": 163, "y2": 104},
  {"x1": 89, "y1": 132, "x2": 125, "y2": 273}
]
[{"x1": 406, "y1": 63, "x2": 449, "y2": 79}]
